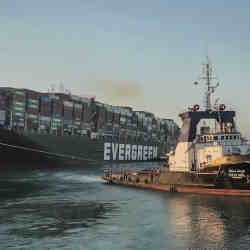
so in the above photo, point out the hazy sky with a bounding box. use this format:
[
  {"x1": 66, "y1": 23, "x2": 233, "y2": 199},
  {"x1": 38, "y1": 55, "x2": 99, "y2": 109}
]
[{"x1": 0, "y1": 1, "x2": 250, "y2": 137}]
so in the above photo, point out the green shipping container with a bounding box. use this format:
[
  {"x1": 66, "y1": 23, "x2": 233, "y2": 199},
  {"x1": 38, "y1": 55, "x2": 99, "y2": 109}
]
[
  {"x1": 28, "y1": 99, "x2": 39, "y2": 104},
  {"x1": 51, "y1": 118, "x2": 62, "y2": 129},
  {"x1": 13, "y1": 112, "x2": 24, "y2": 117},
  {"x1": 13, "y1": 101, "x2": 25, "y2": 107},
  {"x1": 27, "y1": 103, "x2": 39, "y2": 109},
  {"x1": 27, "y1": 114, "x2": 38, "y2": 120},
  {"x1": 13, "y1": 106, "x2": 25, "y2": 112},
  {"x1": 11, "y1": 90, "x2": 25, "y2": 96}
]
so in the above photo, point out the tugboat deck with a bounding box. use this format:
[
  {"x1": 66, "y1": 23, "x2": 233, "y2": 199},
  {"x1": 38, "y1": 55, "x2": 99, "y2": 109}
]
[{"x1": 102, "y1": 170, "x2": 250, "y2": 197}]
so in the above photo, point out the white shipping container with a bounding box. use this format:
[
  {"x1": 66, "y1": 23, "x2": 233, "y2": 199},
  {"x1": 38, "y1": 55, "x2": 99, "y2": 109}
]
[
  {"x1": 74, "y1": 103, "x2": 82, "y2": 109},
  {"x1": 63, "y1": 101, "x2": 73, "y2": 108},
  {"x1": 40, "y1": 116, "x2": 51, "y2": 122},
  {"x1": 0, "y1": 110, "x2": 6, "y2": 121}
]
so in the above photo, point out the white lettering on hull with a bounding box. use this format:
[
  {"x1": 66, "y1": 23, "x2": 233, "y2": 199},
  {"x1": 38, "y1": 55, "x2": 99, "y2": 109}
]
[
  {"x1": 112, "y1": 143, "x2": 119, "y2": 160},
  {"x1": 104, "y1": 143, "x2": 158, "y2": 161},
  {"x1": 119, "y1": 144, "x2": 125, "y2": 160},
  {"x1": 138, "y1": 145, "x2": 143, "y2": 160},
  {"x1": 143, "y1": 146, "x2": 148, "y2": 161},
  {"x1": 104, "y1": 142, "x2": 111, "y2": 160},
  {"x1": 148, "y1": 146, "x2": 153, "y2": 160},
  {"x1": 125, "y1": 144, "x2": 131, "y2": 160},
  {"x1": 131, "y1": 145, "x2": 137, "y2": 160},
  {"x1": 153, "y1": 147, "x2": 158, "y2": 158}
]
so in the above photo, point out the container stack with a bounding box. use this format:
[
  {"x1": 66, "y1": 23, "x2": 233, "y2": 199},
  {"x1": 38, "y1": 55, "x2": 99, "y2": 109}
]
[
  {"x1": 129, "y1": 113, "x2": 137, "y2": 141},
  {"x1": 10, "y1": 89, "x2": 26, "y2": 129},
  {"x1": 125, "y1": 107, "x2": 133, "y2": 140},
  {"x1": 131, "y1": 112, "x2": 138, "y2": 139},
  {"x1": 82, "y1": 97, "x2": 91, "y2": 123},
  {"x1": 82, "y1": 97, "x2": 97, "y2": 133},
  {"x1": 51, "y1": 95, "x2": 63, "y2": 134},
  {"x1": 135, "y1": 111, "x2": 144, "y2": 141},
  {"x1": 112, "y1": 107, "x2": 121, "y2": 138},
  {"x1": 0, "y1": 90, "x2": 9, "y2": 126},
  {"x1": 73, "y1": 102, "x2": 82, "y2": 133},
  {"x1": 101, "y1": 105, "x2": 113, "y2": 138},
  {"x1": 113, "y1": 107, "x2": 120, "y2": 124},
  {"x1": 0, "y1": 87, "x2": 179, "y2": 147},
  {"x1": 105, "y1": 105, "x2": 114, "y2": 123},
  {"x1": 156, "y1": 118, "x2": 162, "y2": 142},
  {"x1": 63, "y1": 100, "x2": 73, "y2": 133},
  {"x1": 119, "y1": 107, "x2": 130, "y2": 140},
  {"x1": 96, "y1": 102, "x2": 106, "y2": 131},
  {"x1": 145, "y1": 113, "x2": 154, "y2": 141},
  {"x1": 26, "y1": 90, "x2": 39, "y2": 131},
  {"x1": 39, "y1": 95, "x2": 52, "y2": 133},
  {"x1": 151, "y1": 117, "x2": 158, "y2": 141}
]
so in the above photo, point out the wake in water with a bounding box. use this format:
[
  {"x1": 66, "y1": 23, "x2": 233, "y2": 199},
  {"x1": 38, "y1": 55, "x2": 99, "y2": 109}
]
[{"x1": 54, "y1": 172, "x2": 102, "y2": 184}]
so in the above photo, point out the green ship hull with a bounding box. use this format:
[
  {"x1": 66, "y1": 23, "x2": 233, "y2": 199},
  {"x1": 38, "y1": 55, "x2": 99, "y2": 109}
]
[{"x1": 0, "y1": 128, "x2": 171, "y2": 168}]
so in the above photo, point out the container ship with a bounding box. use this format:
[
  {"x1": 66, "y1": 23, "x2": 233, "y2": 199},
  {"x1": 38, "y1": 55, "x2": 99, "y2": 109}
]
[
  {"x1": 0, "y1": 87, "x2": 179, "y2": 168},
  {"x1": 103, "y1": 58, "x2": 250, "y2": 195}
]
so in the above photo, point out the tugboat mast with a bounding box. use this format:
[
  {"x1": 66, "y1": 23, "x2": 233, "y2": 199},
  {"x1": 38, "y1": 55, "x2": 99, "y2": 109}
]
[
  {"x1": 205, "y1": 58, "x2": 212, "y2": 110},
  {"x1": 200, "y1": 57, "x2": 219, "y2": 111}
]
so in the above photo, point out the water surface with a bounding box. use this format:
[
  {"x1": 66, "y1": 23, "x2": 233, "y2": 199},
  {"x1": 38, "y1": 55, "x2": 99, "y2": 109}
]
[{"x1": 1, "y1": 162, "x2": 250, "y2": 249}]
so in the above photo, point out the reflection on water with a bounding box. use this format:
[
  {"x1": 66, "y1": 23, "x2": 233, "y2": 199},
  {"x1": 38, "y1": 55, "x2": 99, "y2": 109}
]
[
  {"x1": 164, "y1": 193, "x2": 250, "y2": 249},
  {"x1": 1, "y1": 163, "x2": 250, "y2": 249}
]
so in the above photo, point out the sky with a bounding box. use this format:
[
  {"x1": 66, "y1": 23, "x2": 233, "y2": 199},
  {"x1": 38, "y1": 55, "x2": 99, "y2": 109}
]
[{"x1": 0, "y1": 0, "x2": 250, "y2": 137}]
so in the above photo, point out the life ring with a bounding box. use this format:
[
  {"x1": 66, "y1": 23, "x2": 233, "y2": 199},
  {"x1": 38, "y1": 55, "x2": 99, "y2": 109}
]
[
  {"x1": 219, "y1": 104, "x2": 226, "y2": 111},
  {"x1": 194, "y1": 104, "x2": 200, "y2": 111}
]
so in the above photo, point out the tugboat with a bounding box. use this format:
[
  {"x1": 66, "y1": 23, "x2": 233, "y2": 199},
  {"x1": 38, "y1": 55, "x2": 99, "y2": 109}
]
[
  {"x1": 102, "y1": 58, "x2": 250, "y2": 195},
  {"x1": 168, "y1": 57, "x2": 250, "y2": 187}
]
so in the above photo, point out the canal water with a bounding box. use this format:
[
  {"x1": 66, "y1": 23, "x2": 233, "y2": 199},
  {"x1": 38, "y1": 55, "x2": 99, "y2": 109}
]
[{"x1": 1, "y1": 162, "x2": 250, "y2": 250}]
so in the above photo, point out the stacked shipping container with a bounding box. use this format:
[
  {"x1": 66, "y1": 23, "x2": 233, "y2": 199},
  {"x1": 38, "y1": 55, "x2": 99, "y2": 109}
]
[
  {"x1": 0, "y1": 90, "x2": 9, "y2": 126},
  {"x1": 63, "y1": 100, "x2": 73, "y2": 133},
  {"x1": 51, "y1": 95, "x2": 63, "y2": 134},
  {"x1": 0, "y1": 87, "x2": 179, "y2": 143},
  {"x1": 40, "y1": 95, "x2": 52, "y2": 133},
  {"x1": 26, "y1": 90, "x2": 39, "y2": 131},
  {"x1": 70, "y1": 95, "x2": 82, "y2": 133},
  {"x1": 96, "y1": 102, "x2": 106, "y2": 131},
  {"x1": 10, "y1": 89, "x2": 26, "y2": 128}
]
